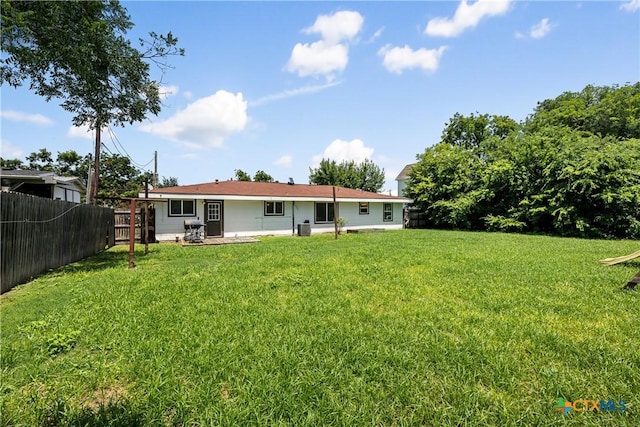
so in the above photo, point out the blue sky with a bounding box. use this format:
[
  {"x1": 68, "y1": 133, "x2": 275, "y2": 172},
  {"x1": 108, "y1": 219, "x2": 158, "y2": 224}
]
[{"x1": 1, "y1": 0, "x2": 639, "y2": 194}]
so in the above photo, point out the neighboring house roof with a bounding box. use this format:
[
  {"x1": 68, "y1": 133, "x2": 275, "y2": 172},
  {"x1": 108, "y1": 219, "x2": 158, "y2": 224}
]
[
  {"x1": 147, "y1": 181, "x2": 411, "y2": 203},
  {"x1": 395, "y1": 163, "x2": 416, "y2": 181},
  {"x1": 1, "y1": 169, "x2": 85, "y2": 190}
]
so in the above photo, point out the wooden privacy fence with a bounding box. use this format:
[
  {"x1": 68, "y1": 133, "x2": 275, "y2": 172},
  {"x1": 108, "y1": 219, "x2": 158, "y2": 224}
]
[
  {"x1": 405, "y1": 209, "x2": 429, "y2": 229},
  {"x1": 0, "y1": 192, "x2": 115, "y2": 293},
  {"x1": 114, "y1": 207, "x2": 155, "y2": 245}
]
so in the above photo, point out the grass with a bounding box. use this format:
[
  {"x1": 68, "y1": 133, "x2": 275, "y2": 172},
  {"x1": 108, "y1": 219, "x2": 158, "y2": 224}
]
[{"x1": 1, "y1": 229, "x2": 638, "y2": 426}]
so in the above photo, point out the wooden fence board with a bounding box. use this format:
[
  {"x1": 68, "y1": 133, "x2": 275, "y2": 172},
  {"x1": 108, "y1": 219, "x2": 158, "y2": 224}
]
[{"x1": 0, "y1": 192, "x2": 115, "y2": 293}]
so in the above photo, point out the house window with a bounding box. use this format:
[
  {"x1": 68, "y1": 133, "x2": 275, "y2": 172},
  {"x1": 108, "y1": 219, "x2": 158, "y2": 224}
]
[
  {"x1": 169, "y1": 199, "x2": 195, "y2": 216},
  {"x1": 264, "y1": 201, "x2": 284, "y2": 216},
  {"x1": 383, "y1": 203, "x2": 393, "y2": 222},
  {"x1": 359, "y1": 202, "x2": 369, "y2": 215},
  {"x1": 315, "y1": 202, "x2": 335, "y2": 223}
]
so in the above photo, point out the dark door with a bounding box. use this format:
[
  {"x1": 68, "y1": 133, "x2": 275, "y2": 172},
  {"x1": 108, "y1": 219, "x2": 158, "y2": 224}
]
[{"x1": 206, "y1": 201, "x2": 223, "y2": 237}]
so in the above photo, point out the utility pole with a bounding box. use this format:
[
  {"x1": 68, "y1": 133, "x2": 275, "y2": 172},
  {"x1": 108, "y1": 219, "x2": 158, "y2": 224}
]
[
  {"x1": 153, "y1": 150, "x2": 158, "y2": 188},
  {"x1": 89, "y1": 124, "x2": 101, "y2": 205}
]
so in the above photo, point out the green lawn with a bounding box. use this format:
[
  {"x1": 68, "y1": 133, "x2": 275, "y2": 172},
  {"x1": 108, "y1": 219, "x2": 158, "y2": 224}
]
[{"x1": 1, "y1": 230, "x2": 638, "y2": 426}]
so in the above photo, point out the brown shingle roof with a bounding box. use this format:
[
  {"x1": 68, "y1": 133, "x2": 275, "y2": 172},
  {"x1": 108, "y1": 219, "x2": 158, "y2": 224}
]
[{"x1": 150, "y1": 180, "x2": 407, "y2": 200}]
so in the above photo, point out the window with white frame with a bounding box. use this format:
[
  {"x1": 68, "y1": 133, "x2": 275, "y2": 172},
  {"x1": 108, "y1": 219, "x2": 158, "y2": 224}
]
[
  {"x1": 169, "y1": 199, "x2": 196, "y2": 216},
  {"x1": 315, "y1": 202, "x2": 335, "y2": 223},
  {"x1": 264, "y1": 201, "x2": 284, "y2": 216},
  {"x1": 359, "y1": 202, "x2": 369, "y2": 215},
  {"x1": 383, "y1": 203, "x2": 393, "y2": 222}
]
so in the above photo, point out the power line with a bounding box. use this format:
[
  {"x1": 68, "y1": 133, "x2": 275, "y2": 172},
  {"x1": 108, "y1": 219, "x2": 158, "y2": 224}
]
[
  {"x1": 0, "y1": 203, "x2": 83, "y2": 224},
  {"x1": 105, "y1": 125, "x2": 154, "y2": 170}
]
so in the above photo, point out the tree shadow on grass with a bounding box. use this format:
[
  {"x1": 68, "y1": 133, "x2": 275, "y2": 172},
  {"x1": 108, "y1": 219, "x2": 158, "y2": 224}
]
[{"x1": 52, "y1": 248, "x2": 150, "y2": 276}]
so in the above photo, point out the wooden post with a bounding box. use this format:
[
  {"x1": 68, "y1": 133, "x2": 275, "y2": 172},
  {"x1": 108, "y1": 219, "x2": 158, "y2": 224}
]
[
  {"x1": 144, "y1": 181, "x2": 149, "y2": 255},
  {"x1": 90, "y1": 124, "x2": 101, "y2": 205},
  {"x1": 128, "y1": 198, "x2": 136, "y2": 268},
  {"x1": 333, "y1": 186, "x2": 338, "y2": 240}
]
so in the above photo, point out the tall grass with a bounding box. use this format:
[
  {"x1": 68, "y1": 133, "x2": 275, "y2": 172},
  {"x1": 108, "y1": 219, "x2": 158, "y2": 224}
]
[{"x1": 1, "y1": 230, "x2": 638, "y2": 426}]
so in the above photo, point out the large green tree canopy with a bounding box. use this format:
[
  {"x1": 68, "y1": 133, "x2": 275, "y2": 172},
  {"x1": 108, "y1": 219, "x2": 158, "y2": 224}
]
[
  {"x1": 1, "y1": 148, "x2": 148, "y2": 205},
  {"x1": 405, "y1": 82, "x2": 640, "y2": 239},
  {"x1": 1, "y1": 0, "x2": 183, "y2": 203},
  {"x1": 309, "y1": 158, "x2": 385, "y2": 193}
]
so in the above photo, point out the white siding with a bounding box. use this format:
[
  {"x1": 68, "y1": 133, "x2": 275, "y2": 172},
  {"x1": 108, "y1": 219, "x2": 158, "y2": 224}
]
[
  {"x1": 397, "y1": 179, "x2": 407, "y2": 198},
  {"x1": 153, "y1": 198, "x2": 404, "y2": 241},
  {"x1": 154, "y1": 198, "x2": 202, "y2": 241}
]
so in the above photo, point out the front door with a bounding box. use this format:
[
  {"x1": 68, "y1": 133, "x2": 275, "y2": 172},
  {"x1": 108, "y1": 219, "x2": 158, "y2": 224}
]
[{"x1": 206, "y1": 201, "x2": 223, "y2": 237}]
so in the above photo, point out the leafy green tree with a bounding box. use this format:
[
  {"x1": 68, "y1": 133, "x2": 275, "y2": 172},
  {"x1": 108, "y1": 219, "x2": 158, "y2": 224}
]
[
  {"x1": 309, "y1": 158, "x2": 385, "y2": 193},
  {"x1": 96, "y1": 152, "x2": 145, "y2": 202},
  {"x1": 525, "y1": 83, "x2": 640, "y2": 139},
  {"x1": 1, "y1": 0, "x2": 184, "y2": 203},
  {"x1": 25, "y1": 148, "x2": 54, "y2": 171},
  {"x1": 0, "y1": 158, "x2": 23, "y2": 169},
  {"x1": 253, "y1": 170, "x2": 274, "y2": 182},
  {"x1": 234, "y1": 169, "x2": 251, "y2": 181},
  {"x1": 405, "y1": 143, "x2": 488, "y2": 229},
  {"x1": 55, "y1": 150, "x2": 85, "y2": 176},
  {"x1": 441, "y1": 112, "x2": 519, "y2": 151},
  {"x1": 159, "y1": 176, "x2": 179, "y2": 188},
  {"x1": 406, "y1": 82, "x2": 640, "y2": 238}
]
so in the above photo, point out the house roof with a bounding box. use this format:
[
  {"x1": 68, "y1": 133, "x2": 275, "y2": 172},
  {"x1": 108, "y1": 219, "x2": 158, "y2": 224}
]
[
  {"x1": 395, "y1": 163, "x2": 416, "y2": 181},
  {"x1": 147, "y1": 180, "x2": 410, "y2": 202},
  {"x1": 1, "y1": 169, "x2": 56, "y2": 178},
  {"x1": 1, "y1": 169, "x2": 85, "y2": 190}
]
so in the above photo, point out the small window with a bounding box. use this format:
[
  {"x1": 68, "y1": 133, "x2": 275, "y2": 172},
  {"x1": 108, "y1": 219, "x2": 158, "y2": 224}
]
[
  {"x1": 264, "y1": 201, "x2": 284, "y2": 216},
  {"x1": 383, "y1": 203, "x2": 393, "y2": 222},
  {"x1": 359, "y1": 202, "x2": 369, "y2": 215},
  {"x1": 169, "y1": 199, "x2": 196, "y2": 216},
  {"x1": 315, "y1": 202, "x2": 335, "y2": 223}
]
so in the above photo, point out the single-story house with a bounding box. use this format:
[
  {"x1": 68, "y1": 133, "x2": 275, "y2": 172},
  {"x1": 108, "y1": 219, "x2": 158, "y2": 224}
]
[
  {"x1": 142, "y1": 180, "x2": 412, "y2": 240},
  {"x1": 395, "y1": 163, "x2": 415, "y2": 198},
  {"x1": 0, "y1": 169, "x2": 85, "y2": 203}
]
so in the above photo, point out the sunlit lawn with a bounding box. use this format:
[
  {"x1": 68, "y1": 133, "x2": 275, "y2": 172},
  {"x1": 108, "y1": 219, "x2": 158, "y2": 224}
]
[{"x1": 1, "y1": 229, "x2": 638, "y2": 426}]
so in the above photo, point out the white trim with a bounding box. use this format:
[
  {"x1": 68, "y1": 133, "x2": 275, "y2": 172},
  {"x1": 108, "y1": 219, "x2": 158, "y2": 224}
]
[{"x1": 143, "y1": 193, "x2": 411, "y2": 203}]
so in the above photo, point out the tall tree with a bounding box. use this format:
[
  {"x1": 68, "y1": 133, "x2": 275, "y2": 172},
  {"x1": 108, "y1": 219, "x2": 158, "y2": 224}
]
[
  {"x1": 406, "y1": 82, "x2": 640, "y2": 239},
  {"x1": 253, "y1": 170, "x2": 274, "y2": 182},
  {"x1": 1, "y1": 0, "x2": 184, "y2": 204},
  {"x1": 309, "y1": 158, "x2": 385, "y2": 193},
  {"x1": 0, "y1": 158, "x2": 24, "y2": 170},
  {"x1": 159, "y1": 176, "x2": 179, "y2": 188},
  {"x1": 234, "y1": 169, "x2": 251, "y2": 181},
  {"x1": 25, "y1": 148, "x2": 54, "y2": 171}
]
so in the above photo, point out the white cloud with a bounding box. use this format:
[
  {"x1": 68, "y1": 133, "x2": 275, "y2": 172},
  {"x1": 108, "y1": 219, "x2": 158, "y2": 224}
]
[
  {"x1": 378, "y1": 45, "x2": 448, "y2": 74},
  {"x1": 249, "y1": 81, "x2": 341, "y2": 107},
  {"x1": 425, "y1": 0, "x2": 512, "y2": 37},
  {"x1": 286, "y1": 11, "x2": 364, "y2": 81},
  {"x1": 140, "y1": 90, "x2": 248, "y2": 148},
  {"x1": 303, "y1": 10, "x2": 364, "y2": 44},
  {"x1": 286, "y1": 40, "x2": 348, "y2": 80},
  {"x1": 0, "y1": 110, "x2": 53, "y2": 126},
  {"x1": 274, "y1": 155, "x2": 293, "y2": 168},
  {"x1": 159, "y1": 85, "x2": 179, "y2": 100},
  {"x1": 620, "y1": 0, "x2": 640, "y2": 12},
  {"x1": 183, "y1": 91, "x2": 193, "y2": 100},
  {"x1": 515, "y1": 18, "x2": 555, "y2": 40},
  {"x1": 530, "y1": 18, "x2": 553, "y2": 39},
  {"x1": 368, "y1": 27, "x2": 385, "y2": 43},
  {"x1": 67, "y1": 124, "x2": 94, "y2": 140},
  {"x1": 0, "y1": 139, "x2": 23, "y2": 158},
  {"x1": 312, "y1": 139, "x2": 374, "y2": 166}
]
